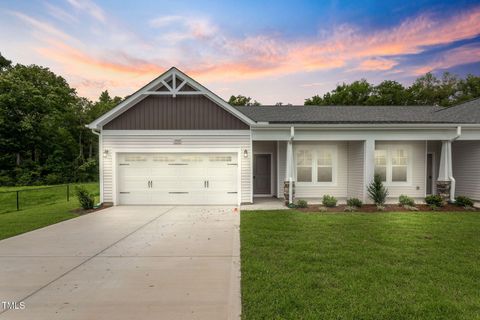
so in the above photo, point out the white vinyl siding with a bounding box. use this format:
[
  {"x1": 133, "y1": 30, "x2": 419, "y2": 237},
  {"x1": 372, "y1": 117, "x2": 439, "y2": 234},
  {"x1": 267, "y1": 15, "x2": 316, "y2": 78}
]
[
  {"x1": 347, "y1": 141, "x2": 364, "y2": 200},
  {"x1": 101, "y1": 133, "x2": 252, "y2": 203},
  {"x1": 375, "y1": 141, "x2": 426, "y2": 200},
  {"x1": 453, "y1": 141, "x2": 480, "y2": 200}
]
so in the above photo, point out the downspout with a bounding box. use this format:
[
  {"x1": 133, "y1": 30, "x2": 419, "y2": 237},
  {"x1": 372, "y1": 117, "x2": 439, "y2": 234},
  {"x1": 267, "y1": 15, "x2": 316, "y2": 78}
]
[
  {"x1": 91, "y1": 128, "x2": 103, "y2": 205},
  {"x1": 288, "y1": 126, "x2": 295, "y2": 204},
  {"x1": 448, "y1": 126, "x2": 461, "y2": 202}
]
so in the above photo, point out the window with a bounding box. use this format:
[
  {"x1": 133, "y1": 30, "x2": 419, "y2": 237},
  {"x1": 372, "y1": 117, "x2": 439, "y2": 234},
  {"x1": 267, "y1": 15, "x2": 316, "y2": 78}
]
[
  {"x1": 374, "y1": 150, "x2": 387, "y2": 182},
  {"x1": 375, "y1": 146, "x2": 410, "y2": 184},
  {"x1": 295, "y1": 146, "x2": 336, "y2": 184},
  {"x1": 296, "y1": 150, "x2": 312, "y2": 182},
  {"x1": 317, "y1": 150, "x2": 333, "y2": 182}
]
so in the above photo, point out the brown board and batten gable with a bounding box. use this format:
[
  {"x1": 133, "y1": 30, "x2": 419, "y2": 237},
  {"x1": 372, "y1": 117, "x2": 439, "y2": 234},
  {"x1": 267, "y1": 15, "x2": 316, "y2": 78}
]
[{"x1": 103, "y1": 95, "x2": 249, "y2": 130}]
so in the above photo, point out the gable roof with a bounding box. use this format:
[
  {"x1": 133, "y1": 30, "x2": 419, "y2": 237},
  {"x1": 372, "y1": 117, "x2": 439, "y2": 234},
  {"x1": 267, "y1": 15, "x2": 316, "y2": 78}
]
[
  {"x1": 87, "y1": 67, "x2": 254, "y2": 130},
  {"x1": 234, "y1": 99, "x2": 480, "y2": 125}
]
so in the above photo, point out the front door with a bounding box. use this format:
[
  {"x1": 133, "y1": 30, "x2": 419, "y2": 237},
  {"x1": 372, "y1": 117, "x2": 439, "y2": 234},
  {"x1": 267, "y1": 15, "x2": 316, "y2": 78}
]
[
  {"x1": 427, "y1": 153, "x2": 433, "y2": 195},
  {"x1": 254, "y1": 154, "x2": 271, "y2": 195}
]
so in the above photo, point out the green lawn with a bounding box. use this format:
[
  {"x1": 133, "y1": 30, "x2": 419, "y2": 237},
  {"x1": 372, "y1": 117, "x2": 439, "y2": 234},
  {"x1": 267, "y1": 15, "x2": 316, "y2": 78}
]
[
  {"x1": 0, "y1": 183, "x2": 99, "y2": 240},
  {"x1": 241, "y1": 210, "x2": 480, "y2": 320}
]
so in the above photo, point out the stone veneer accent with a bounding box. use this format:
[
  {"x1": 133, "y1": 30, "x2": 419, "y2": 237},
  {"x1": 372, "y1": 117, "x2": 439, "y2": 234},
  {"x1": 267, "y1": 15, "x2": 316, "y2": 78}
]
[
  {"x1": 283, "y1": 181, "x2": 295, "y2": 205},
  {"x1": 436, "y1": 180, "x2": 451, "y2": 203}
]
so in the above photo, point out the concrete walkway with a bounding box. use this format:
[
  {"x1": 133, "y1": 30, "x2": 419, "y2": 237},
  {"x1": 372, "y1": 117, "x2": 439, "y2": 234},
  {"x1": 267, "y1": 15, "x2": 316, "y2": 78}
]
[{"x1": 0, "y1": 206, "x2": 241, "y2": 320}]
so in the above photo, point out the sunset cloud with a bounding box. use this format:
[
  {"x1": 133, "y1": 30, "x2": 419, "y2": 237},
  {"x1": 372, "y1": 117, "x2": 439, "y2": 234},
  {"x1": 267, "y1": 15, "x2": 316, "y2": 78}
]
[
  {"x1": 413, "y1": 44, "x2": 480, "y2": 75},
  {"x1": 2, "y1": 1, "x2": 480, "y2": 102}
]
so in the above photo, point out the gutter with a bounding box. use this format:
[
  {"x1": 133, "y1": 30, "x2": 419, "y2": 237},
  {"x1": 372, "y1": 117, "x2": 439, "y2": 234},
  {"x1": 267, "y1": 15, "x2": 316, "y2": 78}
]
[
  {"x1": 250, "y1": 123, "x2": 480, "y2": 129},
  {"x1": 449, "y1": 126, "x2": 462, "y2": 202}
]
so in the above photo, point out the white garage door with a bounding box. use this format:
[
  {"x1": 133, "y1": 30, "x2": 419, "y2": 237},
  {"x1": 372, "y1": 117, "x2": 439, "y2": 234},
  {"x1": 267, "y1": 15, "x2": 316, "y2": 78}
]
[{"x1": 117, "y1": 153, "x2": 238, "y2": 205}]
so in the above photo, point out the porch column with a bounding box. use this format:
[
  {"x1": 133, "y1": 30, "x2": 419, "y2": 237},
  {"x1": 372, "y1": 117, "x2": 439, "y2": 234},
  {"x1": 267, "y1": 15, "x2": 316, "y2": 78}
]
[
  {"x1": 284, "y1": 127, "x2": 295, "y2": 205},
  {"x1": 437, "y1": 140, "x2": 454, "y2": 202},
  {"x1": 284, "y1": 140, "x2": 294, "y2": 204},
  {"x1": 364, "y1": 138, "x2": 375, "y2": 203}
]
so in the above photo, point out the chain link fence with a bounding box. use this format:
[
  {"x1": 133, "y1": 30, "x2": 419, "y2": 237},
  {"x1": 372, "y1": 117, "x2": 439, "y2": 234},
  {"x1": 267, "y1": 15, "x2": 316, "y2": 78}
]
[{"x1": 0, "y1": 183, "x2": 99, "y2": 214}]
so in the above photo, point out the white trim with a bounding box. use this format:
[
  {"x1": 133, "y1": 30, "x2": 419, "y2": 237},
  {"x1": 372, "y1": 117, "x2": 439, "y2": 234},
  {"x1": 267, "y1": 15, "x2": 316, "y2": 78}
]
[
  {"x1": 251, "y1": 123, "x2": 480, "y2": 129},
  {"x1": 97, "y1": 131, "x2": 104, "y2": 203},
  {"x1": 249, "y1": 130, "x2": 253, "y2": 203},
  {"x1": 253, "y1": 152, "x2": 274, "y2": 196},
  {"x1": 252, "y1": 127, "x2": 473, "y2": 141},
  {"x1": 143, "y1": 91, "x2": 204, "y2": 95},
  {"x1": 426, "y1": 151, "x2": 436, "y2": 196},
  {"x1": 374, "y1": 144, "x2": 413, "y2": 187},
  {"x1": 276, "y1": 141, "x2": 280, "y2": 197},
  {"x1": 102, "y1": 130, "x2": 250, "y2": 136},
  {"x1": 294, "y1": 144, "x2": 338, "y2": 187},
  {"x1": 87, "y1": 67, "x2": 255, "y2": 129},
  {"x1": 111, "y1": 148, "x2": 242, "y2": 206}
]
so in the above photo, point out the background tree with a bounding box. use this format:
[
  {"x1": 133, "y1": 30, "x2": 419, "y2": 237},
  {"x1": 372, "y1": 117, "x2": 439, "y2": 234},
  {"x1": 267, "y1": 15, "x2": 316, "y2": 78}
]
[
  {"x1": 305, "y1": 72, "x2": 480, "y2": 107},
  {"x1": 228, "y1": 95, "x2": 260, "y2": 106},
  {"x1": 366, "y1": 80, "x2": 407, "y2": 105},
  {"x1": 0, "y1": 55, "x2": 120, "y2": 186}
]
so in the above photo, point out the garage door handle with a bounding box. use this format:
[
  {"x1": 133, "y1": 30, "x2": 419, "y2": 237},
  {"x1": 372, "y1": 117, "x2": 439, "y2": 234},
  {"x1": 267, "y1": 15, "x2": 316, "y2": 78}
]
[
  {"x1": 207, "y1": 180, "x2": 209, "y2": 188},
  {"x1": 169, "y1": 192, "x2": 189, "y2": 194}
]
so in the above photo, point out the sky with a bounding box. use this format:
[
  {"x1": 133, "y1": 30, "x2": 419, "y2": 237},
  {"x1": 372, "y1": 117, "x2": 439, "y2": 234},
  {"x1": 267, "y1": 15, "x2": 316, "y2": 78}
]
[{"x1": 1, "y1": 0, "x2": 480, "y2": 104}]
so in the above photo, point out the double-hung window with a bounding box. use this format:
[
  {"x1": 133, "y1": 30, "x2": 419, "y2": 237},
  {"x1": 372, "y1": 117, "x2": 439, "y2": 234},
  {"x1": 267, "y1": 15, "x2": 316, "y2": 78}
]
[
  {"x1": 374, "y1": 146, "x2": 411, "y2": 184},
  {"x1": 295, "y1": 146, "x2": 336, "y2": 185}
]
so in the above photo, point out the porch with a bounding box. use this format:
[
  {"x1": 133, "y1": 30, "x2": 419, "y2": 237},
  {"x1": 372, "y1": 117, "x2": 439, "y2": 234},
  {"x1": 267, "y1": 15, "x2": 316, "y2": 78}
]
[{"x1": 251, "y1": 135, "x2": 480, "y2": 205}]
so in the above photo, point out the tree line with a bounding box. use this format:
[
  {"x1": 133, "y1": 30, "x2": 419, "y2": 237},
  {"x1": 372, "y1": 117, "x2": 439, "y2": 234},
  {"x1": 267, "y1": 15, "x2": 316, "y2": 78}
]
[
  {"x1": 1, "y1": 51, "x2": 479, "y2": 186},
  {"x1": 229, "y1": 73, "x2": 480, "y2": 107},
  {"x1": 0, "y1": 54, "x2": 121, "y2": 186}
]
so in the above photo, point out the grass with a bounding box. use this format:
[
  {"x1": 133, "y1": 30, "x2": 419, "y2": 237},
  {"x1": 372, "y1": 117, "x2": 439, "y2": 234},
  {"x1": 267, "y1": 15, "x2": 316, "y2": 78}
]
[
  {"x1": 241, "y1": 210, "x2": 480, "y2": 320},
  {"x1": 0, "y1": 183, "x2": 99, "y2": 240}
]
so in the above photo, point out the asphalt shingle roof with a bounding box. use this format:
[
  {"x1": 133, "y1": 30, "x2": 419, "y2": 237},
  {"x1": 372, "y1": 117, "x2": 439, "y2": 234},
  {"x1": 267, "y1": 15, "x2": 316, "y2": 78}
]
[{"x1": 233, "y1": 99, "x2": 480, "y2": 124}]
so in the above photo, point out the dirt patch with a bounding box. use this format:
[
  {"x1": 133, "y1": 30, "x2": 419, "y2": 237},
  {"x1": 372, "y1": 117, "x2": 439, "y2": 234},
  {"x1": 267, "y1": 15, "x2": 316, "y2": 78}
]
[
  {"x1": 71, "y1": 202, "x2": 113, "y2": 215},
  {"x1": 297, "y1": 203, "x2": 478, "y2": 213}
]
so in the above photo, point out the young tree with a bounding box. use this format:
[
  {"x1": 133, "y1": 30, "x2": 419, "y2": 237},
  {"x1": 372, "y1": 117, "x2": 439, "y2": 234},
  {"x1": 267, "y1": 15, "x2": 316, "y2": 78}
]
[{"x1": 367, "y1": 174, "x2": 389, "y2": 206}]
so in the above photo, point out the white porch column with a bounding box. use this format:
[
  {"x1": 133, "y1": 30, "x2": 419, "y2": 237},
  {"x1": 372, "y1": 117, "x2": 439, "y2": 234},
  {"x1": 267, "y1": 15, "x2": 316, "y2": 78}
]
[
  {"x1": 285, "y1": 140, "x2": 294, "y2": 204},
  {"x1": 438, "y1": 140, "x2": 451, "y2": 181},
  {"x1": 438, "y1": 140, "x2": 454, "y2": 202},
  {"x1": 284, "y1": 126, "x2": 295, "y2": 205},
  {"x1": 364, "y1": 138, "x2": 375, "y2": 203}
]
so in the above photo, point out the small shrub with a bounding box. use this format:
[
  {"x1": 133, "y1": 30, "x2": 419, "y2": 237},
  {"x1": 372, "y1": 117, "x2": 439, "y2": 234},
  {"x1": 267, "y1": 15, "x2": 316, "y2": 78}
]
[
  {"x1": 429, "y1": 204, "x2": 438, "y2": 211},
  {"x1": 318, "y1": 206, "x2": 328, "y2": 212},
  {"x1": 403, "y1": 205, "x2": 419, "y2": 211},
  {"x1": 399, "y1": 195, "x2": 415, "y2": 207},
  {"x1": 344, "y1": 206, "x2": 357, "y2": 212},
  {"x1": 75, "y1": 186, "x2": 95, "y2": 210},
  {"x1": 367, "y1": 174, "x2": 388, "y2": 206},
  {"x1": 455, "y1": 196, "x2": 474, "y2": 207},
  {"x1": 425, "y1": 194, "x2": 444, "y2": 207},
  {"x1": 376, "y1": 205, "x2": 386, "y2": 211},
  {"x1": 296, "y1": 199, "x2": 308, "y2": 208},
  {"x1": 322, "y1": 195, "x2": 337, "y2": 207},
  {"x1": 287, "y1": 203, "x2": 297, "y2": 209},
  {"x1": 346, "y1": 198, "x2": 363, "y2": 208}
]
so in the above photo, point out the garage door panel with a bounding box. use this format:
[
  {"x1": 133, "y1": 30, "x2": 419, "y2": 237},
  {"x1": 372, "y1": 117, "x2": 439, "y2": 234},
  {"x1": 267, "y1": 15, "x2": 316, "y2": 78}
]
[
  {"x1": 119, "y1": 192, "x2": 151, "y2": 205},
  {"x1": 117, "y1": 152, "x2": 238, "y2": 205}
]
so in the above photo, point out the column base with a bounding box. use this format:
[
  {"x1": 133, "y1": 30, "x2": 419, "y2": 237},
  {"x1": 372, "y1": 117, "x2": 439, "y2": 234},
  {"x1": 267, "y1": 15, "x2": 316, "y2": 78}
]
[
  {"x1": 283, "y1": 181, "x2": 295, "y2": 205},
  {"x1": 436, "y1": 180, "x2": 451, "y2": 203}
]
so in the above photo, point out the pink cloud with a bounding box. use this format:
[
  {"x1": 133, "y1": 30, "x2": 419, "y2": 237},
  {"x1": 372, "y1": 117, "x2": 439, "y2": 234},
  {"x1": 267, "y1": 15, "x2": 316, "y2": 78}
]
[
  {"x1": 8, "y1": 4, "x2": 480, "y2": 99},
  {"x1": 413, "y1": 44, "x2": 480, "y2": 75}
]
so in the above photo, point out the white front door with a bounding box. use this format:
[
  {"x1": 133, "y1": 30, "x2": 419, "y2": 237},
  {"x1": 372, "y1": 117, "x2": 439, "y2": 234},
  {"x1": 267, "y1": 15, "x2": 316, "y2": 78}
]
[{"x1": 117, "y1": 153, "x2": 238, "y2": 205}]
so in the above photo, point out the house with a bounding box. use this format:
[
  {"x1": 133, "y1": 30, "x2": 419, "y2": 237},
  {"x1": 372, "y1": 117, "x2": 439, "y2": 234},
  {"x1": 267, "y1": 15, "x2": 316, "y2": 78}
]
[{"x1": 87, "y1": 67, "x2": 480, "y2": 206}]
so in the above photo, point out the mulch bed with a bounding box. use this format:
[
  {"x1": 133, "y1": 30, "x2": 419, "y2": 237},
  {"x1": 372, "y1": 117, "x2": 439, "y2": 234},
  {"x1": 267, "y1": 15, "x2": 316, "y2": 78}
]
[
  {"x1": 298, "y1": 203, "x2": 478, "y2": 213},
  {"x1": 71, "y1": 202, "x2": 113, "y2": 215}
]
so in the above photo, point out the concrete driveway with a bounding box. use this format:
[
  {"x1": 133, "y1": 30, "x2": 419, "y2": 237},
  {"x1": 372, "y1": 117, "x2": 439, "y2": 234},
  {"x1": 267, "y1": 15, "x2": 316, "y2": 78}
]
[{"x1": 0, "y1": 206, "x2": 241, "y2": 320}]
